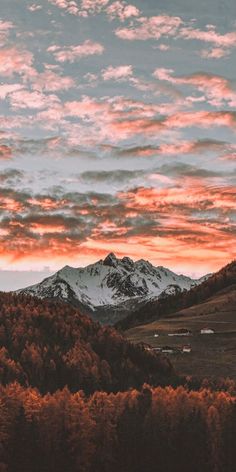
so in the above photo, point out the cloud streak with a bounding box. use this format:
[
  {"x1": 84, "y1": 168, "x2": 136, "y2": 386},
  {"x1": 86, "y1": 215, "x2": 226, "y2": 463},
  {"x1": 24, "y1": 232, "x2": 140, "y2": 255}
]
[
  {"x1": 47, "y1": 40, "x2": 104, "y2": 62},
  {"x1": 153, "y1": 68, "x2": 236, "y2": 107}
]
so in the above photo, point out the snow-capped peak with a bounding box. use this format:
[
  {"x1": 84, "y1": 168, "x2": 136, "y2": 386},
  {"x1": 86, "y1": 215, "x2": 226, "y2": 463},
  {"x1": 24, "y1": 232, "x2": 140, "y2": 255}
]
[{"x1": 16, "y1": 253, "x2": 209, "y2": 324}]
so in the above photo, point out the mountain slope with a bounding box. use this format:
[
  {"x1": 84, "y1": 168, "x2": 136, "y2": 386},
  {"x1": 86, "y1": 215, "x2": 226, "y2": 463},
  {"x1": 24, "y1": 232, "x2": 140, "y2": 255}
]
[
  {"x1": 16, "y1": 253, "x2": 207, "y2": 324},
  {"x1": 0, "y1": 292, "x2": 173, "y2": 394},
  {"x1": 116, "y1": 260, "x2": 236, "y2": 330}
]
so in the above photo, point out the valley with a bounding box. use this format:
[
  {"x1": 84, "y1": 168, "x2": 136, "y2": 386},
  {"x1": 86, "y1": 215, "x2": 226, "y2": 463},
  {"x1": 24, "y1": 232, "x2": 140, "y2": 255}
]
[{"x1": 126, "y1": 284, "x2": 236, "y2": 379}]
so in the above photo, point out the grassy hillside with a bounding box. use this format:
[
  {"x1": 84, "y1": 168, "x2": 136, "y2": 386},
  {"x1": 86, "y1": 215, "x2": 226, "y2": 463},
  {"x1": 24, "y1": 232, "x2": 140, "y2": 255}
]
[{"x1": 126, "y1": 283, "x2": 236, "y2": 379}]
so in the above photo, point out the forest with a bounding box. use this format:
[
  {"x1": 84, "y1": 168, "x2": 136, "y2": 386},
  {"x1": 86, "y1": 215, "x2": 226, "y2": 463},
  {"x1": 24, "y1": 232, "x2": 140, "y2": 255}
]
[
  {"x1": 0, "y1": 291, "x2": 236, "y2": 471},
  {"x1": 0, "y1": 292, "x2": 173, "y2": 394},
  {"x1": 1, "y1": 382, "x2": 236, "y2": 472}
]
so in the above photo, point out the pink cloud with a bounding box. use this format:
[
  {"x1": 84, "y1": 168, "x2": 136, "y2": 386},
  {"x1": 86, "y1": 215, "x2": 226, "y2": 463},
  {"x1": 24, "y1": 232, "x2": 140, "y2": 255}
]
[
  {"x1": 115, "y1": 15, "x2": 236, "y2": 57},
  {"x1": 165, "y1": 110, "x2": 236, "y2": 130},
  {"x1": 221, "y1": 153, "x2": 236, "y2": 161},
  {"x1": 106, "y1": 1, "x2": 140, "y2": 21},
  {"x1": 200, "y1": 47, "x2": 230, "y2": 59},
  {"x1": 115, "y1": 15, "x2": 182, "y2": 40},
  {"x1": 48, "y1": 0, "x2": 80, "y2": 15},
  {"x1": 153, "y1": 68, "x2": 175, "y2": 82},
  {"x1": 119, "y1": 183, "x2": 236, "y2": 213},
  {"x1": 153, "y1": 68, "x2": 236, "y2": 108},
  {"x1": 116, "y1": 140, "x2": 233, "y2": 158},
  {"x1": 0, "y1": 84, "x2": 23, "y2": 100},
  {"x1": 178, "y1": 26, "x2": 236, "y2": 57},
  {"x1": 80, "y1": 0, "x2": 110, "y2": 14},
  {"x1": 0, "y1": 20, "x2": 13, "y2": 32},
  {"x1": 28, "y1": 4, "x2": 42, "y2": 11},
  {"x1": 0, "y1": 19, "x2": 13, "y2": 46},
  {"x1": 92, "y1": 219, "x2": 127, "y2": 237},
  {"x1": 0, "y1": 115, "x2": 28, "y2": 131},
  {"x1": 60, "y1": 96, "x2": 162, "y2": 144},
  {"x1": 108, "y1": 118, "x2": 165, "y2": 141},
  {"x1": 157, "y1": 44, "x2": 170, "y2": 51},
  {"x1": 31, "y1": 70, "x2": 76, "y2": 92},
  {"x1": 50, "y1": 0, "x2": 141, "y2": 21},
  {"x1": 0, "y1": 144, "x2": 12, "y2": 159},
  {"x1": 36, "y1": 103, "x2": 65, "y2": 125},
  {"x1": 48, "y1": 40, "x2": 104, "y2": 62},
  {"x1": 179, "y1": 26, "x2": 236, "y2": 48},
  {"x1": 49, "y1": 0, "x2": 110, "y2": 16},
  {"x1": 157, "y1": 140, "x2": 228, "y2": 156},
  {"x1": 83, "y1": 72, "x2": 98, "y2": 84},
  {"x1": 219, "y1": 145, "x2": 236, "y2": 161},
  {"x1": 102, "y1": 65, "x2": 133, "y2": 81},
  {"x1": 34, "y1": 93, "x2": 236, "y2": 147},
  {"x1": 64, "y1": 96, "x2": 107, "y2": 118},
  {"x1": 109, "y1": 110, "x2": 236, "y2": 142},
  {"x1": 148, "y1": 173, "x2": 173, "y2": 184},
  {"x1": 0, "y1": 47, "x2": 34, "y2": 78},
  {"x1": 9, "y1": 89, "x2": 60, "y2": 110}
]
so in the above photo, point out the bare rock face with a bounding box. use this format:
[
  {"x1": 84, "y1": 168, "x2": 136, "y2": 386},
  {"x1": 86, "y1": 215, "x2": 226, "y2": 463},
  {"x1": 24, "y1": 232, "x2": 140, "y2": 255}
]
[{"x1": 103, "y1": 253, "x2": 119, "y2": 268}]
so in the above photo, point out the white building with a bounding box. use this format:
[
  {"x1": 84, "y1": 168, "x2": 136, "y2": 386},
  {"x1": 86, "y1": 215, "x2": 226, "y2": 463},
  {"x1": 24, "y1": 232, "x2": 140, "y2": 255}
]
[
  {"x1": 168, "y1": 329, "x2": 191, "y2": 337},
  {"x1": 200, "y1": 328, "x2": 215, "y2": 334},
  {"x1": 168, "y1": 331, "x2": 192, "y2": 336},
  {"x1": 182, "y1": 345, "x2": 192, "y2": 353},
  {"x1": 161, "y1": 346, "x2": 175, "y2": 354}
]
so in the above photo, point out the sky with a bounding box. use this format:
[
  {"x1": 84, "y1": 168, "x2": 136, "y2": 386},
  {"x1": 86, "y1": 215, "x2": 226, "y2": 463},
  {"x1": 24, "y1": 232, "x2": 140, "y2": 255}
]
[{"x1": 0, "y1": 0, "x2": 236, "y2": 289}]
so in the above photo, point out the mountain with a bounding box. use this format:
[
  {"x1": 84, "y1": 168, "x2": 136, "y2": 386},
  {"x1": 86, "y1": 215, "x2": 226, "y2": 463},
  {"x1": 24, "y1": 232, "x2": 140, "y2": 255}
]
[
  {"x1": 0, "y1": 291, "x2": 173, "y2": 394},
  {"x1": 116, "y1": 260, "x2": 236, "y2": 331},
  {"x1": 16, "y1": 252, "x2": 207, "y2": 324}
]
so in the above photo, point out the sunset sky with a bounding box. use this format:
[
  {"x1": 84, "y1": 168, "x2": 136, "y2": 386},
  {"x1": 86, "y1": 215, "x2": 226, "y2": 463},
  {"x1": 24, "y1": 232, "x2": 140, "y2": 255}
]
[{"x1": 0, "y1": 0, "x2": 236, "y2": 289}]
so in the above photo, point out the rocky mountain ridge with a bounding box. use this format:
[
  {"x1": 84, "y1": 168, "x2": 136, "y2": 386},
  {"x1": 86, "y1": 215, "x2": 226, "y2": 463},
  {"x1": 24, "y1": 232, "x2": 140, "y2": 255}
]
[{"x1": 17, "y1": 253, "x2": 208, "y2": 324}]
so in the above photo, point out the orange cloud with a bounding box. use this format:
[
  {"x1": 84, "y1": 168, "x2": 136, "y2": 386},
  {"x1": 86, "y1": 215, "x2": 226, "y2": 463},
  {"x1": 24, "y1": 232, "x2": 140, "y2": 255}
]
[
  {"x1": 118, "y1": 182, "x2": 236, "y2": 213},
  {"x1": 0, "y1": 145, "x2": 12, "y2": 159},
  {"x1": 2, "y1": 176, "x2": 234, "y2": 275}
]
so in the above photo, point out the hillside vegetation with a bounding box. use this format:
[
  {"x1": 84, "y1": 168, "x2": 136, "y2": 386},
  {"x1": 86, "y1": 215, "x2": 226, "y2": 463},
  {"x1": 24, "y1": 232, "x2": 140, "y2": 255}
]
[{"x1": 0, "y1": 292, "x2": 172, "y2": 395}]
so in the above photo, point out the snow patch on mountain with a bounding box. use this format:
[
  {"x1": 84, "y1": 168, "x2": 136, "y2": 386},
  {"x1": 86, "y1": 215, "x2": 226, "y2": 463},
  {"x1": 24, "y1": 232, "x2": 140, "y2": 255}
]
[{"x1": 16, "y1": 253, "x2": 208, "y2": 323}]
